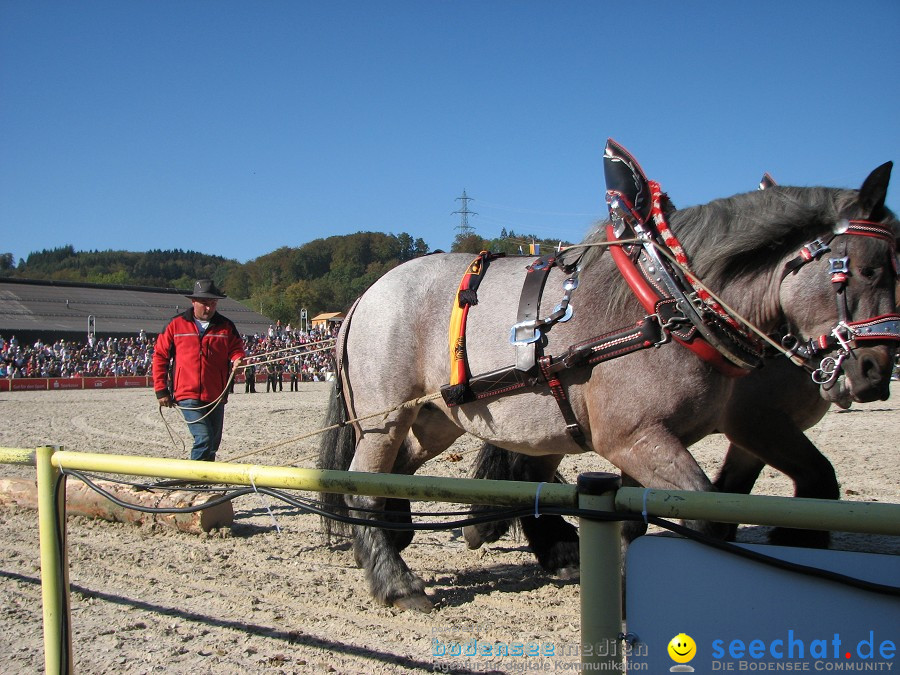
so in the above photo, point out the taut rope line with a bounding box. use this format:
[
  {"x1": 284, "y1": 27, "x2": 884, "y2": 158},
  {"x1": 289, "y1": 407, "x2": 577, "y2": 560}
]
[
  {"x1": 160, "y1": 239, "x2": 803, "y2": 463},
  {"x1": 163, "y1": 337, "x2": 337, "y2": 423},
  {"x1": 223, "y1": 391, "x2": 444, "y2": 464},
  {"x1": 243, "y1": 338, "x2": 336, "y2": 364},
  {"x1": 241, "y1": 343, "x2": 335, "y2": 370}
]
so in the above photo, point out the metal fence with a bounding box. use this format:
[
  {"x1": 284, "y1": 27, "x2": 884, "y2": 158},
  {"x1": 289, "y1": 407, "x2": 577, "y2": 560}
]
[{"x1": 1, "y1": 445, "x2": 898, "y2": 673}]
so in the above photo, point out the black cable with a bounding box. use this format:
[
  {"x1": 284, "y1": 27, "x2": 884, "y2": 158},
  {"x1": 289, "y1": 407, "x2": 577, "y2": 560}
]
[
  {"x1": 544, "y1": 506, "x2": 900, "y2": 598},
  {"x1": 63, "y1": 469, "x2": 532, "y2": 525},
  {"x1": 66, "y1": 470, "x2": 509, "y2": 518},
  {"x1": 60, "y1": 470, "x2": 900, "y2": 597},
  {"x1": 52, "y1": 473, "x2": 72, "y2": 674}
]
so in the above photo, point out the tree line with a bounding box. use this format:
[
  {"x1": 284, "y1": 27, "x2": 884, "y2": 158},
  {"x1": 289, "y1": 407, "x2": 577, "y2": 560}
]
[{"x1": 0, "y1": 229, "x2": 570, "y2": 324}]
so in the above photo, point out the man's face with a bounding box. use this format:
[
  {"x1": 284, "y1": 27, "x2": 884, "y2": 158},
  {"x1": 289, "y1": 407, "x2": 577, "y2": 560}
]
[{"x1": 191, "y1": 298, "x2": 218, "y2": 321}]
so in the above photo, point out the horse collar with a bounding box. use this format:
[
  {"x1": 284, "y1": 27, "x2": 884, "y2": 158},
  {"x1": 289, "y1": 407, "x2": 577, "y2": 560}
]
[{"x1": 606, "y1": 177, "x2": 764, "y2": 376}]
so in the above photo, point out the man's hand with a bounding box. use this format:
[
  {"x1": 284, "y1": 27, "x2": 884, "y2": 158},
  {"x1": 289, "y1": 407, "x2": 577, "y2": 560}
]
[
  {"x1": 158, "y1": 395, "x2": 174, "y2": 408},
  {"x1": 232, "y1": 357, "x2": 243, "y2": 372}
]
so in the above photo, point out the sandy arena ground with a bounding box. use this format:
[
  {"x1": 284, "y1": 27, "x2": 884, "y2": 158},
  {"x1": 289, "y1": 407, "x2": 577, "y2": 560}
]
[{"x1": 0, "y1": 383, "x2": 897, "y2": 674}]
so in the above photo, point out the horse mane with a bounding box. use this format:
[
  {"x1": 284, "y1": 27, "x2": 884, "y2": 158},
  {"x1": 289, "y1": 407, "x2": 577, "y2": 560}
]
[
  {"x1": 574, "y1": 185, "x2": 870, "y2": 316},
  {"x1": 672, "y1": 186, "x2": 858, "y2": 286}
]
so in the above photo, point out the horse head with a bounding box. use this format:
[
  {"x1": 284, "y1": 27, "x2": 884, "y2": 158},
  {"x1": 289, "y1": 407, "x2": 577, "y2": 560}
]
[{"x1": 778, "y1": 162, "x2": 899, "y2": 403}]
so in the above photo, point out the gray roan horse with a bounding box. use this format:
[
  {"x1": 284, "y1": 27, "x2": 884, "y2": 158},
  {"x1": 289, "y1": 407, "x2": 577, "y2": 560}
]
[
  {"x1": 318, "y1": 142, "x2": 899, "y2": 611},
  {"x1": 461, "y1": 357, "x2": 842, "y2": 575},
  {"x1": 463, "y1": 182, "x2": 900, "y2": 567}
]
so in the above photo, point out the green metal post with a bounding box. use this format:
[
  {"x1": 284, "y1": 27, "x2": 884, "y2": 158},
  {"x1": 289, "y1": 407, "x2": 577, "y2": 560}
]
[
  {"x1": 577, "y1": 472, "x2": 623, "y2": 671},
  {"x1": 36, "y1": 445, "x2": 72, "y2": 674}
]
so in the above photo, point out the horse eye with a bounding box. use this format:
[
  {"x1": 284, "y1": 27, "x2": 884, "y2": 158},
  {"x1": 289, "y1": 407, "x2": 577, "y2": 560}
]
[{"x1": 857, "y1": 266, "x2": 878, "y2": 280}]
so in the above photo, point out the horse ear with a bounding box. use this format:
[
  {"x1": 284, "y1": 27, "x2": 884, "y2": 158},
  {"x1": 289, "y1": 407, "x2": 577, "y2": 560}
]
[
  {"x1": 858, "y1": 161, "x2": 893, "y2": 219},
  {"x1": 759, "y1": 173, "x2": 777, "y2": 190}
]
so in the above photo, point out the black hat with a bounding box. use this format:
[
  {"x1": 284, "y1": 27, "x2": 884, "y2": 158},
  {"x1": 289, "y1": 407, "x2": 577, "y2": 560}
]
[{"x1": 186, "y1": 279, "x2": 227, "y2": 300}]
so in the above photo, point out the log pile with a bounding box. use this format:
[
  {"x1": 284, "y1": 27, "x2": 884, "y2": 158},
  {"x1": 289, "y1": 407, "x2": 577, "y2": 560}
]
[{"x1": 0, "y1": 477, "x2": 233, "y2": 534}]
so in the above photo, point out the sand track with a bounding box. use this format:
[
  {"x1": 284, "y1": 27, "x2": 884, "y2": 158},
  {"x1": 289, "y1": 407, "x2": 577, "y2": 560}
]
[{"x1": 0, "y1": 384, "x2": 897, "y2": 674}]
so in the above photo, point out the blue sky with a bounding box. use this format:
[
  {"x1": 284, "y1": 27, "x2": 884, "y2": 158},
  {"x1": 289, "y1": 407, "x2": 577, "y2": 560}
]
[{"x1": 1, "y1": 1, "x2": 898, "y2": 264}]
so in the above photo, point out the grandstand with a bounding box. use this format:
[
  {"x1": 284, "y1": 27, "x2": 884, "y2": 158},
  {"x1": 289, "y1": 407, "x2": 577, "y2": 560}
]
[{"x1": 0, "y1": 278, "x2": 272, "y2": 343}]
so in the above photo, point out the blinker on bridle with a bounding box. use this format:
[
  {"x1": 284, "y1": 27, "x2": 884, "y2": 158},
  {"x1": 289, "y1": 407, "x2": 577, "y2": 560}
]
[{"x1": 780, "y1": 218, "x2": 900, "y2": 385}]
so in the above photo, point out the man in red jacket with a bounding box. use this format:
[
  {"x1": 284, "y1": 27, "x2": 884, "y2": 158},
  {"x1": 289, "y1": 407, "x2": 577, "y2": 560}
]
[{"x1": 152, "y1": 279, "x2": 245, "y2": 461}]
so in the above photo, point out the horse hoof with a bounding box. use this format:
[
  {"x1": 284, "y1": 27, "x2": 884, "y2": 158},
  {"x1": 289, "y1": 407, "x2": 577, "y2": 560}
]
[
  {"x1": 769, "y1": 527, "x2": 830, "y2": 549},
  {"x1": 462, "y1": 525, "x2": 485, "y2": 550},
  {"x1": 554, "y1": 565, "x2": 579, "y2": 581},
  {"x1": 392, "y1": 593, "x2": 434, "y2": 613}
]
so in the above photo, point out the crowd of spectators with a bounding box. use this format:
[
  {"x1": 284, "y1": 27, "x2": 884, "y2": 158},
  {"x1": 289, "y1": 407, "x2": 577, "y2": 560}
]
[
  {"x1": 242, "y1": 322, "x2": 337, "y2": 384},
  {"x1": 0, "y1": 322, "x2": 338, "y2": 383},
  {"x1": 0, "y1": 333, "x2": 154, "y2": 379}
]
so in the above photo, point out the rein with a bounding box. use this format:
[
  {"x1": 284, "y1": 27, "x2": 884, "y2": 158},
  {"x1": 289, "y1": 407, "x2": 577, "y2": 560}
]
[
  {"x1": 606, "y1": 180, "x2": 764, "y2": 376},
  {"x1": 439, "y1": 145, "x2": 899, "y2": 442}
]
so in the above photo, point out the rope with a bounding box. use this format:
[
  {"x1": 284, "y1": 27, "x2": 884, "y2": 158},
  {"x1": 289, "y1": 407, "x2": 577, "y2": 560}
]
[
  {"x1": 242, "y1": 338, "x2": 336, "y2": 368},
  {"x1": 222, "y1": 391, "x2": 444, "y2": 464},
  {"x1": 241, "y1": 343, "x2": 335, "y2": 370},
  {"x1": 562, "y1": 236, "x2": 798, "y2": 362},
  {"x1": 159, "y1": 337, "x2": 336, "y2": 451}
]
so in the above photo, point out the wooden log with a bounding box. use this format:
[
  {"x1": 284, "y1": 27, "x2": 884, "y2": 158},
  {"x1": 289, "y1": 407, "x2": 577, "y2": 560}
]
[{"x1": 0, "y1": 477, "x2": 233, "y2": 533}]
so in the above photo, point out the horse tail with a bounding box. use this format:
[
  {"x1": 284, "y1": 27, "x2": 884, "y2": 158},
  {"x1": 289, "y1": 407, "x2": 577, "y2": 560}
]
[
  {"x1": 317, "y1": 379, "x2": 356, "y2": 542},
  {"x1": 464, "y1": 443, "x2": 581, "y2": 576},
  {"x1": 463, "y1": 442, "x2": 523, "y2": 547}
]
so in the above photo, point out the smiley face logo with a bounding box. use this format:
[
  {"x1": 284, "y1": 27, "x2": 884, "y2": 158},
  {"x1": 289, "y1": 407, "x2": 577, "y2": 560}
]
[{"x1": 667, "y1": 633, "x2": 696, "y2": 664}]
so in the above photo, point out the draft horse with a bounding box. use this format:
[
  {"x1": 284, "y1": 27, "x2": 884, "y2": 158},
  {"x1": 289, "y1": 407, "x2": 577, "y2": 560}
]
[
  {"x1": 463, "y1": 186, "x2": 900, "y2": 565},
  {"x1": 318, "y1": 141, "x2": 899, "y2": 611},
  {"x1": 461, "y1": 357, "x2": 841, "y2": 574}
]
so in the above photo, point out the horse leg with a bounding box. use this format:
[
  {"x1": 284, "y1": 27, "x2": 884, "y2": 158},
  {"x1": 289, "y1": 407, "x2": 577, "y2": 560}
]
[
  {"x1": 461, "y1": 443, "x2": 520, "y2": 549},
  {"x1": 712, "y1": 443, "x2": 765, "y2": 540},
  {"x1": 604, "y1": 426, "x2": 727, "y2": 539},
  {"x1": 347, "y1": 407, "x2": 436, "y2": 612},
  {"x1": 719, "y1": 413, "x2": 836, "y2": 548},
  {"x1": 384, "y1": 404, "x2": 465, "y2": 554}
]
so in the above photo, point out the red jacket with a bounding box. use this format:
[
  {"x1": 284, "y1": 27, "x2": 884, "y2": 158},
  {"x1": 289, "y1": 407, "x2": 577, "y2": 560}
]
[{"x1": 152, "y1": 310, "x2": 245, "y2": 402}]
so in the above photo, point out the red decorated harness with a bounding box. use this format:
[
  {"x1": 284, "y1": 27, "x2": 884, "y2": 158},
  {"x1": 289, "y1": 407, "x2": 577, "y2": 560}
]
[{"x1": 441, "y1": 140, "x2": 900, "y2": 442}]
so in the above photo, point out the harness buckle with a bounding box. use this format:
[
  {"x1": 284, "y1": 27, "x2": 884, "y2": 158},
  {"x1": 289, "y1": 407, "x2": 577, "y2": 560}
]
[
  {"x1": 828, "y1": 256, "x2": 849, "y2": 275},
  {"x1": 509, "y1": 321, "x2": 542, "y2": 346},
  {"x1": 803, "y1": 238, "x2": 831, "y2": 261},
  {"x1": 551, "y1": 303, "x2": 575, "y2": 323},
  {"x1": 831, "y1": 322, "x2": 857, "y2": 352},
  {"x1": 651, "y1": 314, "x2": 673, "y2": 347}
]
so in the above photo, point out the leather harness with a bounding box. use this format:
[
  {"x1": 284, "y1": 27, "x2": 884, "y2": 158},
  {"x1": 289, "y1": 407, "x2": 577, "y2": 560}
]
[{"x1": 439, "y1": 139, "x2": 900, "y2": 444}]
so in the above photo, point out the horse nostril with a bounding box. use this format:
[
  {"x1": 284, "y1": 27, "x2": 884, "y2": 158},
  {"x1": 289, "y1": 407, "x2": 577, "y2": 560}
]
[{"x1": 860, "y1": 354, "x2": 884, "y2": 387}]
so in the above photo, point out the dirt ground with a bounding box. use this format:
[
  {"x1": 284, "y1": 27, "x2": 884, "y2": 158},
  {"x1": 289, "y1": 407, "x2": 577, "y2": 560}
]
[{"x1": 0, "y1": 382, "x2": 897, "y2": 674}]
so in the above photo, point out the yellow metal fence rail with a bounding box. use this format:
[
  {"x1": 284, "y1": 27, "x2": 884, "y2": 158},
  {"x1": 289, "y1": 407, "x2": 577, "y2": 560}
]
[{"x1": 1, "y1": 445, "x2": 898, "y2": 673}]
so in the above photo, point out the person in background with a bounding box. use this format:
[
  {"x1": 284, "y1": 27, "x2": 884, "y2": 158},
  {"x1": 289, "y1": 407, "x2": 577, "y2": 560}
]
[
  {"x1": 244, "y1": 363, "x2": 257, "y2": 393},
  {"x1": 152, "y1": 279, "x2": 244, "y2": 461},
  {"x1": 265, "y1": 362, "x2": 277, "y2": 393}
]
